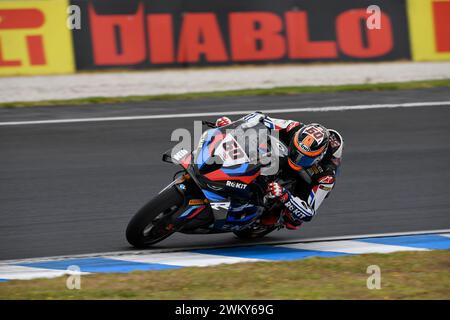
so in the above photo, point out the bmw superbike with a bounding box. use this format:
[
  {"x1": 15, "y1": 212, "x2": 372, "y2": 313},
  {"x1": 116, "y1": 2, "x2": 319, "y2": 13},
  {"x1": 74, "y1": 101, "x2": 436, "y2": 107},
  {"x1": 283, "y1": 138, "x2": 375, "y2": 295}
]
[{"x1": 126, "y1": 114, "x2": 295, "y2": 247}]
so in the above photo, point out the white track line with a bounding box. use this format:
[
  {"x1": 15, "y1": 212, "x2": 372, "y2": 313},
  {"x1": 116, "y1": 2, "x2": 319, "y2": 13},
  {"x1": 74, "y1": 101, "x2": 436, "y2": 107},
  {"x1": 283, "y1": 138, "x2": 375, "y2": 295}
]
[
  {"x1": 1, "y1": 101, "x2": 449, "y2": 126},
  {"x1": 279, "y1": 240, "x2": 428, "y2": 254},
  {"x1": 106, "y1": 252, "x2": 263, "y2": 267},
  {"x1": 0, "y1": 265, "x2": 89, "y2": 280}
]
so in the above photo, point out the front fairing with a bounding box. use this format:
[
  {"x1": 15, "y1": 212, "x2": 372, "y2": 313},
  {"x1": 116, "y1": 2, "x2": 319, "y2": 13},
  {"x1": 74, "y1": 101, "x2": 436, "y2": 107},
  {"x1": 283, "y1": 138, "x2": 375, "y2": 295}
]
[
  {"x1": 190, "y1": 118, "x2": 288, "y2": 202},
  {"x1": 162, "y1": 115, "x2": 289, "y2": 232}
]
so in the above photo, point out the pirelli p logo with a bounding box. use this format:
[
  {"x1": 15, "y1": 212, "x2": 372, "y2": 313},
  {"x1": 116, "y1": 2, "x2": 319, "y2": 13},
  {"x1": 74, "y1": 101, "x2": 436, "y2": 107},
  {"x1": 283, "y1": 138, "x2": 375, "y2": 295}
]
[
  {"x1": 0, "y1": 9, "x2": 46, "y2": 67},
  {"x1": 0, "y1": 0, "x2": 74, "y2": 75}
]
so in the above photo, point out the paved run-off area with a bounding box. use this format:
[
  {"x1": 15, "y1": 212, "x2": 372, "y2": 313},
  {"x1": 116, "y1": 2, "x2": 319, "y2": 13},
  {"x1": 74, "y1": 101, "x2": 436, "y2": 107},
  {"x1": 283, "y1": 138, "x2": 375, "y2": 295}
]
[{"x1": 1, "y1": 61, "x2": 450, "y2": 103}]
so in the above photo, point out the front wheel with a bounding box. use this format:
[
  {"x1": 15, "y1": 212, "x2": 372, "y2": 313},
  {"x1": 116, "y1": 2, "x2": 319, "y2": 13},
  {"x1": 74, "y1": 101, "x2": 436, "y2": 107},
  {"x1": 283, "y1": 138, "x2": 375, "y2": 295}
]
[{"x1": 126, "y1": 186, "x2": 184, "y2": 248}]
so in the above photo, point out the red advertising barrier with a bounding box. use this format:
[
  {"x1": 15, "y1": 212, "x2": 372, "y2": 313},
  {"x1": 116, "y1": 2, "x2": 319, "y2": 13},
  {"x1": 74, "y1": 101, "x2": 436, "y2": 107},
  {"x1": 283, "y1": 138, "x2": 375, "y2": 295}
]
[{"x1": 72, "y1": 0, "x2": 410, "y2": 70}]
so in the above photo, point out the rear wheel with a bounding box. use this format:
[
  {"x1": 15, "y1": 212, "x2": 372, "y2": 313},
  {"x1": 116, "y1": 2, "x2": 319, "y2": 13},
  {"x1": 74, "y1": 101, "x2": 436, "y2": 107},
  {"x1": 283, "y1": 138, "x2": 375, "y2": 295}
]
[{"x1": 126, "y1": 186, "x2": 184, "y2": 248}]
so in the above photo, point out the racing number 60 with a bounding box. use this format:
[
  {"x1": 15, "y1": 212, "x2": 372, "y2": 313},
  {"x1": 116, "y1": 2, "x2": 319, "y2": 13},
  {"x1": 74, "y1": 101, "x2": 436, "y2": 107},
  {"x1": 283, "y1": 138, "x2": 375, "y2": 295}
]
[{"x1": 305, "y1": 126, "x2": 325, "y2": 140}]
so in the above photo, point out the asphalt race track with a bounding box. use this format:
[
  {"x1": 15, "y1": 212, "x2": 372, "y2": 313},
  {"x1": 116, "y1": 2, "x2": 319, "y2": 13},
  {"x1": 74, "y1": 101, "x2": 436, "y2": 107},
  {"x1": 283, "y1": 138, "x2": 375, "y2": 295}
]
[{"x1": 1, "y1": 88, "x2": 450, "y2": 260}]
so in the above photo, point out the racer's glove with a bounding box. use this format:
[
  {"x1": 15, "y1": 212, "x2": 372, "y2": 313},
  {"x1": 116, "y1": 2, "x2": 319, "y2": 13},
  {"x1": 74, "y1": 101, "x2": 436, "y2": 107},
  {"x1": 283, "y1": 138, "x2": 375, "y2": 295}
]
[
  {"x1": 267, "y1": 182, "x2": 316, "y2": 224},
  {"x1": 266, "y1": 182, "x2": 289, "y2": 203},
  {"x1": 215, "y1": 116, "x2": 232, "y2": 127}
]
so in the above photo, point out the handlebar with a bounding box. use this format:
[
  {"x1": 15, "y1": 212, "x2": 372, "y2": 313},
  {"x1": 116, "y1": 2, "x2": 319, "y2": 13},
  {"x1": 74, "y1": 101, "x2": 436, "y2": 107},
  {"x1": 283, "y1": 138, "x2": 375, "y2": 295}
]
[{"x1": 202, "y1": 120, "x2": 217, "y2": 128}]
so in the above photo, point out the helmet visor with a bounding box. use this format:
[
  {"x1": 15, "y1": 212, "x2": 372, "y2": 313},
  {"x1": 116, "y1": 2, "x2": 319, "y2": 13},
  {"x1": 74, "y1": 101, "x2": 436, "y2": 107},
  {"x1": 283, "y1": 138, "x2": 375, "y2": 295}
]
[{"x1": 288, "y1": 147, "x2": 319, "y2": 169}]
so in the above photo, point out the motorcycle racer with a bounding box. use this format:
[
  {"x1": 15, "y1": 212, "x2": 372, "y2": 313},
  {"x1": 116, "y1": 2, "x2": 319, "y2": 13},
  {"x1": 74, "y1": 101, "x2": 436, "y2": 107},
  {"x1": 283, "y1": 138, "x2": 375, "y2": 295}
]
[{"x1": 214, "y1": 113, "x2": 344, "y2": 230}]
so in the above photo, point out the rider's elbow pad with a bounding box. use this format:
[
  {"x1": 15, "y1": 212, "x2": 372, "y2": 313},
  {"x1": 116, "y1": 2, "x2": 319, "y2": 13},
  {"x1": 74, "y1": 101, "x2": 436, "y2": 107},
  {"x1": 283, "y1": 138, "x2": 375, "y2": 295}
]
[{"x1": 308, "y1": 176, "x2": 336, "y2": 212}]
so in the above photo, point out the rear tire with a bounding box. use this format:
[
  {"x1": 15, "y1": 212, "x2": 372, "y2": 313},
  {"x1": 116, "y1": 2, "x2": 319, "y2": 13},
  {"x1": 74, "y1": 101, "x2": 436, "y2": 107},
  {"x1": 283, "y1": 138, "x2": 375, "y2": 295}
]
[{"x1": 126, "y1": 186, "x2": 184, "y2": 248}]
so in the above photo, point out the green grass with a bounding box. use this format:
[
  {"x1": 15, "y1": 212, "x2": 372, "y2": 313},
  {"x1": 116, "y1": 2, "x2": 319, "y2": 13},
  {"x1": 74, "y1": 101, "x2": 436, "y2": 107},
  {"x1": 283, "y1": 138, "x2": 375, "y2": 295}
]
[
  {"x1": 1, "y1": 250, "x2": 449, "y2": 299},
  {"x1": 2, "y1": 78, "x2": 450, "y2": 108}
]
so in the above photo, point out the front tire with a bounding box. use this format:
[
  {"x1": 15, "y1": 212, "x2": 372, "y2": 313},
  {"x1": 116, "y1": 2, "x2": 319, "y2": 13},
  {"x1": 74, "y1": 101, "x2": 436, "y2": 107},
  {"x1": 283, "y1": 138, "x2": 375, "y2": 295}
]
[{"x1": 126, "y1": 186, "x2": 184, "y2": 248}]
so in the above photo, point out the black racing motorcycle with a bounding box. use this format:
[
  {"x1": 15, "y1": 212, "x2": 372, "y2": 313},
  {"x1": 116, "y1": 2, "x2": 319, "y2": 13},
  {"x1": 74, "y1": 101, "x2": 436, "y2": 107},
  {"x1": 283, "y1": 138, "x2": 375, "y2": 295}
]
[{"x1": 126, "y1": 113, "x2": 296, "y2": 248}]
